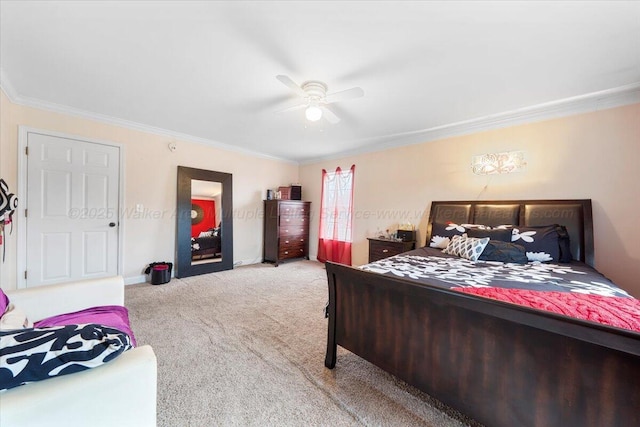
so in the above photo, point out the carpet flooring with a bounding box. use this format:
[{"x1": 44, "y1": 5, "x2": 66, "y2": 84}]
[{"x1": 126, "y1": 261, "x2": 481, "y2": 427}]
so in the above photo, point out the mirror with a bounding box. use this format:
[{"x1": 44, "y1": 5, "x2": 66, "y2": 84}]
[
  {"x1": 176, "y1": 166, "x2": 233, "y2": 277},
  {"x1": 190, "y1": 180, "x2": 222, "y2": 264}
]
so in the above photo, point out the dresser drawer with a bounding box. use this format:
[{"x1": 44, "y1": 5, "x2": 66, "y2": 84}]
[
  {"x1": 279, "y1": 213, "x2": 309, "y2": 227},
  {"x1": 370, "y1": 243, "x2": 405, "y2": 261},
  {"x1": 368, "y1": 238, "x2": 415, "y2": 262},
  {"x1": 280, "y1": 235, "x2": 308, "y2": 246},
  {"x1": 279, "y1": 202, "x2": 310, "y2": 217},
  {"x1": 279, "y1": 226, "x2": 307, "y2": 236},
  {"x1": 278, "y1": 243, "x2": 306, "y2": 259}
]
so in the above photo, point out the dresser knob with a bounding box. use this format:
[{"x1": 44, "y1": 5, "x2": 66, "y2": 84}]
[
  {"x1": 285, "y1": 240, "x2": 289, "y2": 244},
  {"x1": 300, "y1": 239, "x2": 304, "y2": 242},
  {"x1": 285, "y1": 218, "x2": 290, "y2": 222},
  {"x1": 300, "y1": 249, "x2": 303, "y2": 252},
  {"x1": 382, "y1": 249, "x2": 389, "y2": 253},
  {"x1": 284, "y1": 251, "x2": 288, "y2": 254}
]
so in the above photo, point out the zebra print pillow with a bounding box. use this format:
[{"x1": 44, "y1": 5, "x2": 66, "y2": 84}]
[{"x1": 0, "y1": 323, "x2": 133, "y2": 391}]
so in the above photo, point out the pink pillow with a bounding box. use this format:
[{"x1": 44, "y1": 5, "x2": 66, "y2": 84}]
[
  {"x1": 35, "y1": 305, "x2": 136, "y2": 346},
  {"x1": 0, "y1": 288, "x2": 9, "y2": 316}
]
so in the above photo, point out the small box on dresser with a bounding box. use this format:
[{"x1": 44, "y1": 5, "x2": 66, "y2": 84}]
[
  {"x1": 277, "y1": 186, "x2": 291, "y2": 200},
  {"x1": 263, "y1": 200, "x2": 311, "y2": 266},
  {"x1": 367, "y1": 238, "x2": 416, "y2": 262},
  {"x1": 290, "y1": 185, "x2": 302, "y2": 200}
]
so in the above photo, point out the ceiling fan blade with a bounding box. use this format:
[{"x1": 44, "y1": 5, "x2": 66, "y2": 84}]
[
  {"x1": 275, "y1": 103, "x2": 307, "y2": 114},
  {"x1": 321, "y1": 105, "x2": 340, "y2": 124},
  {"x1": 276, "y1": 75, "x2": 307, "y2": 98},
  {"x1": 326, "y1": 87, "x2": 364, "y2": 103}
]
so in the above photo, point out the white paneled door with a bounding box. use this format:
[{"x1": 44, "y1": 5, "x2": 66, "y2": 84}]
[{"x1": 26, "y1": 132, "x2": 120, "y2": 287}]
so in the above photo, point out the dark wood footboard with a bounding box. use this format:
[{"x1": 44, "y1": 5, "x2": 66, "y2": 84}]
[{"x1": 325, "y1": 262, "x2": 640, "y2": 427}]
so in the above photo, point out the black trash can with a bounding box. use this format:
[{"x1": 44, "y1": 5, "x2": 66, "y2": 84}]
[{"x1": 145, "y1": 262, "x2": 172, "y2": 285}]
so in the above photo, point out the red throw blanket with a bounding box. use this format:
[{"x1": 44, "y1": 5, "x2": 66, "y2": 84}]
[{"x1": 453, "y1": 287, "x2": 640, "y2": 333}]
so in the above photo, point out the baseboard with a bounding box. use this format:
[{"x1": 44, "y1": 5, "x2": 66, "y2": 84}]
[
  {"x1": 124, "y1": 258, "x2": 263, "y2": 284},
  {"x1": 125, "y1": 257, "x2": 318, "y2": 285},
  {"x1": 234, "y1": 257, "x2": 263, "y2": 267},
  {"x1": 124, "y1": 275, "x2": 147, "y2": 285}
]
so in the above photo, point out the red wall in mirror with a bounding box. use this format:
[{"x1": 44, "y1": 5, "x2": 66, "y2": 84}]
[{"x1": 191, "y1": 199, "x2": 216, "y2": 237}]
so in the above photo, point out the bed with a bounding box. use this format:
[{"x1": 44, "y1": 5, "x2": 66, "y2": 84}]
[
  {"x1": 191, "y1": 228, "x2": 222, "y2": 260},
  {"x1": 324, "y1": 199, "x2": 640, "y2": 427}
]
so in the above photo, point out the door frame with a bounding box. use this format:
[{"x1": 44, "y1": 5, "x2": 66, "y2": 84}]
[{"x1": 17, "y1": 126, "x2": 125, "y2": 288}]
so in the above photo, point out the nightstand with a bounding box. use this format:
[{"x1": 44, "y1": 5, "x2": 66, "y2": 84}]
[{"x1": 367, "y1": 238, "x2": 416, "y2": 262}]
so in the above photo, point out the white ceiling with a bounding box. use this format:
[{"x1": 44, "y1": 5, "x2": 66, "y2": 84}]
[{"x1": 1, "y1": 1, "x2": 639, "y2": 163}]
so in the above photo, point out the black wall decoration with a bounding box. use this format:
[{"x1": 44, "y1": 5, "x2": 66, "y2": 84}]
[
  {"x1": 0, "y1": 178, "x2": 19, "y2": 261},
  {"x1": 191, "y1": 203, "x2": 204, "y2": 225}
]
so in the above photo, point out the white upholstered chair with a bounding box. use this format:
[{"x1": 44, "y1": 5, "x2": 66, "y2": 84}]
[{"x1": 1, "y1": 276, "x2": 157, "y2": 427}]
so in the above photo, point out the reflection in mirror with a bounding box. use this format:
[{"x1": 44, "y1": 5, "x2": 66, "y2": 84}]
[
  {"x1": 176, "y1": 166, "x2": 233, "y2": 278},
  {"x1": 191, "y1": 180, "x2": 223, "y2": 265}
]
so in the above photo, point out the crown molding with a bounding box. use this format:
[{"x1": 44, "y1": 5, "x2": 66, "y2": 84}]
[
  {"x1": 300, "y1": 82, "x2": 640, "y2": 165},
  {"x1": 0, "y1": 67, "x2": 19, "y2": 102},
  {"x1": 3, "y1": 65, "x2": 638, "y2": 167},
  {"x1": 20, "y1": 95, "x2": 298, "y2": 164},
  {"x1": 0, "y1": 70, "x2": 297, "y2": 165}
]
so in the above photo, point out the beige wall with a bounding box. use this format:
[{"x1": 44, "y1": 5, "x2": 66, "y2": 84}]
[
  {"x1": 300, "y1": 103, "x2": 640, "y2": 297},
  {"x1": 2, "y1": 89, "x2": 639, "y2": 296},
  {"x1": 0, "y1": 90, "x2": 299, "y2": 290}
]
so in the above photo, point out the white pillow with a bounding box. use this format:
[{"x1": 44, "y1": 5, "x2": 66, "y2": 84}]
[
  {"x1": 0, "y1": 303, "x2": 33, "y2": 330},
  {"x1": 442, "y1": 235, "x2": 490, "y2": 262}
]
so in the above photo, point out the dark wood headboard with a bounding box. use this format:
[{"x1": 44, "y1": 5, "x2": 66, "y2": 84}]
[{"x1": 426, "y1": 199, "x2": 594, "y2": 266}]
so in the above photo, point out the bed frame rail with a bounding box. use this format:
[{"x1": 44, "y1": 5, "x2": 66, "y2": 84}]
[{"x1": 325, "y1": 262, "x2": 640, "y2": 427}]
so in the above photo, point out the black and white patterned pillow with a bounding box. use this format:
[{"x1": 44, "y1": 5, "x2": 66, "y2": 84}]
[
  {"x1": 478, "y1": 240, "x2": 529, "y2": 264},
  {"x1": 0, "y1": 324, "x2": 133, "y2": 391},
  {"x1": 510, "y1": 225, "x2": 560, "y2": 262},
  {"x1": 556, "y1": 225, "x2": 573, "y2": 262},
  {"x1": 429, "y1": 222, "x2": 489, "y2": 249},
  {"x1": 443, "y1": 235, "x2": 490, "y2": 261},
  {"x1": 466, "y1": 227, "x2": 513, "y2": 242}
]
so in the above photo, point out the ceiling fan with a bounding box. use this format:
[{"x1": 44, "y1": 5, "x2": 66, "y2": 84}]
[{"x1": 275, "y1": 75, "x2": 364, "y2": 124}]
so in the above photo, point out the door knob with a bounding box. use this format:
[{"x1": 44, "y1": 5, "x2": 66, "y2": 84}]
[{"x1": 109, "y1": 222, "x2": 116, "y2": 227}]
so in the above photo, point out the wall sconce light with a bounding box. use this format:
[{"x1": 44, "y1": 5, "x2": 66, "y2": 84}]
[{"x1": 472, "y1": 151, "x2": 526, "y2": 175}]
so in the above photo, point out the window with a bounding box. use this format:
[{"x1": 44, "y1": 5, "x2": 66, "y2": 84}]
[{"x1": 317, "y1": 165, "x2": 355, "y2": 265}]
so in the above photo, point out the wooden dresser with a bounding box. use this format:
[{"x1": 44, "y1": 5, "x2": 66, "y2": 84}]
[
  {"x1": 367, "y1": 238, "x2": 415, "y2": 263},
  {"x1": 263, "y1": 200, "x2": 311, "y2": 266}
]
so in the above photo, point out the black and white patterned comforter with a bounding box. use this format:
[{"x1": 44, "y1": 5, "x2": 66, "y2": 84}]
[{"x1": 360, "y1": 247, "x2": 630, "y2": 297}]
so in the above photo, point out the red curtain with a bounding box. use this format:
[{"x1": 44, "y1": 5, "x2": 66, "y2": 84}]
[{"x1": 317, "y1": 165, "x2": 355, "y2": 265}]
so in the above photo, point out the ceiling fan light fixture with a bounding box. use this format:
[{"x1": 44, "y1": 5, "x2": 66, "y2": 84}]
[
  {"x1": 305, "y1": 105, "x2": 323, "y2": 122},
  {"x1": 275, "y1": 75, "x2": 363, "y2": 125}
]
